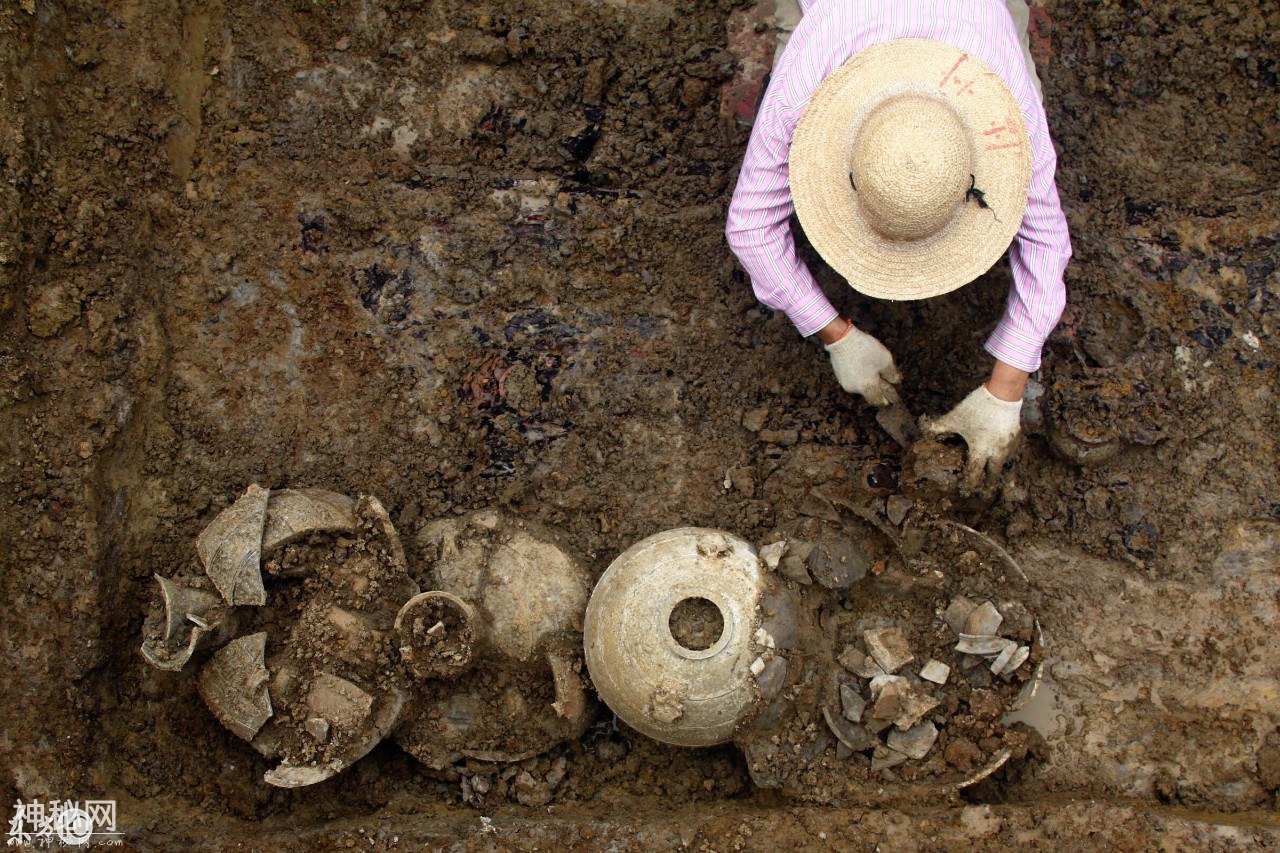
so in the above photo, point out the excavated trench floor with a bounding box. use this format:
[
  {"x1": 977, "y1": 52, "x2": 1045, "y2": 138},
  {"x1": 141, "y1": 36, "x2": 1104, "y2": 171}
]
[{"x1": 1, "y1": 0, "x2": 1278, "y2": 848}]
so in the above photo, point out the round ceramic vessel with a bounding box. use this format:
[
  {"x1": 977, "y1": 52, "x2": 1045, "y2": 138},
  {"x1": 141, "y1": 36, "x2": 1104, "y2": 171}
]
[{"x1": 584, "y1": 528, "x2": 767, "y2": 747}]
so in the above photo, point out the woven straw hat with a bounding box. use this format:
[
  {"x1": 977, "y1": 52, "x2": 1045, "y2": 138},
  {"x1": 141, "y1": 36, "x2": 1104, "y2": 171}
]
[{"x1": 790, "y1": 39, "x2": 1032, "y2": 301}]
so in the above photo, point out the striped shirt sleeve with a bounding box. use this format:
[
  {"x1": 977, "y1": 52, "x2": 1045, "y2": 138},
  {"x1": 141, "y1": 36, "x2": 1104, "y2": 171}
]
[
  {"x1": 725, "y1": 0, "x2": 1072, "y2": 367},
  {"x1": 725, "y1": 106, "x2": 840, "y2": 337}
]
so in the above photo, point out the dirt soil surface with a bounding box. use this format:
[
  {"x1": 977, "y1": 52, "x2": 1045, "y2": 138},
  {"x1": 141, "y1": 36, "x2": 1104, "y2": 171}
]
[{"x1": 1, "y1": 0, "x2": 1278, "y2": 848}]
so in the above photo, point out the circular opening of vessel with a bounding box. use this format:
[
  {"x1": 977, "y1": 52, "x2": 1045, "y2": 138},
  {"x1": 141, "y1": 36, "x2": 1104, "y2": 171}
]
[
  {"x1": 395, "y1": 591, "x2": 476, "y2": 679},
  {"x1": 668, "y1": 597, "x2": 725, "y2": 652}
]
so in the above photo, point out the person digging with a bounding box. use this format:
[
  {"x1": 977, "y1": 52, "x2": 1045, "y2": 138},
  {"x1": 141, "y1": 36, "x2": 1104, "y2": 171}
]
[{"x1": 727, "y1": 1, "x2": 1072, "y2": 492}]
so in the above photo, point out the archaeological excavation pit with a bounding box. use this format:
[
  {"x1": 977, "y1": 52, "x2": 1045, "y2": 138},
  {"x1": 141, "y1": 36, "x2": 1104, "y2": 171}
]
[{"x1": 1, "y1": 0, "x2": 1278, "y2": 849}]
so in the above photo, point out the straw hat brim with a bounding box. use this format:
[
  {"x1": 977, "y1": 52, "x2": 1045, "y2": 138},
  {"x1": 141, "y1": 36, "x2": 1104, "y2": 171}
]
[{"x1": 790, "y1": 39, "x2": 1033, "y2": 301}]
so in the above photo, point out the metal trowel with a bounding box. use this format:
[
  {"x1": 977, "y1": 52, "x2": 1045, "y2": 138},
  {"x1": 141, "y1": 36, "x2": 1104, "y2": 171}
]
[{"x1": 875, "y1": 402, "x2": 921, "y2": 449}]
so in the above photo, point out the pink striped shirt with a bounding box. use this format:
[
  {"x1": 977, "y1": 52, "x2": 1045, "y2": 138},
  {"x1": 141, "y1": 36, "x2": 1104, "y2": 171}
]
[{"x1": 726, "y1": 0, "x2": 1072, "y2": 373}]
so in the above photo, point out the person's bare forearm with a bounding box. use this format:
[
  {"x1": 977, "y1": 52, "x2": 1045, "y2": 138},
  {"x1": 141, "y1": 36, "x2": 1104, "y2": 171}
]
[
  {"x1": 985, "y1": 360, "x2": 1029, "y2": 403},
  {"x1": 815, "y1": 316, "x2": 852, "y2": 345}
]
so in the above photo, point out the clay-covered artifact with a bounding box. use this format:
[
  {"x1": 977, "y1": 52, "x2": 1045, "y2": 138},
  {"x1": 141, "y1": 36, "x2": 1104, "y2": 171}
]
[
  {"x1": 584, "y1": 528, "x2": 782, "y2": 747},
  {"x1": 140, "y1": 575, "x2": 236, "y2": 671}
]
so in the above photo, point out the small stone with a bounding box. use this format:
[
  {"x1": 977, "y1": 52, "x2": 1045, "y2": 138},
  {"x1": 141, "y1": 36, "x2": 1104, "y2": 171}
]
[
  {"x1": 871, "y1": 744, "x2": 909, "y2": 772},
  {"x1": 920, "y1": 660, "x2": 951, "y2": 685},
  {"x1": 864, "y1": 627, "x2": 914, "y2": 673},
  {"x1": 838, "y1": 647, "x2": 885, "y2": 679},
  {"x1": 753, "y1": 628, "x2": 775, "y2": 649},
  {"x1": 758, "y1": 540, "x2": 788, "y2": 570},
  {"x1": 943, "y1": 596, "x2": 978, "y2": 635},
  {"x1": 956, "y1": 634, "x2": 1017, "y2": 656},
  {"x1": 840, "y1": 684, "x2": 866, "y2": 723},
  {"x1": 742, "y1": 407, "x2": 768, "y2": 432},
  {"x1": 759, "y1": 428, "x2": 799, "y2": 446},
  {"x1": 750, "y1": 656, "x2": 766, "y2": 676},
  {"x1": 304, "y1": 717, "x2": 330, "y2": 742},
  {"x1": 26, "y1": 281, "x2": 82, "y2": 338},
  {"x1": 885, "y1": 495, "x2": 913, "y2": 526},
  {"x1": 797, "y1": 492, "x2": 840, "y2": 523},
  {"x1": 887, "y1": 721, "x2": 938, "y2": 760},
  {"x1": 964, "y1": 601, "x2": 1004, "y2": 636}
]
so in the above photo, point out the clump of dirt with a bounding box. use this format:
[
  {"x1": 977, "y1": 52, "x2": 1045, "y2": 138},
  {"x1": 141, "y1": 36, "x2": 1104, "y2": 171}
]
[
  {"x1": 249, "y1": 498, "x2": 416, "y2": 773},
  {"x1": 397, "y1": 595, "x2": 475, "y2": 679},
  {"x1": 669, "y1": 597, "x2": 724, "y2": 651}
]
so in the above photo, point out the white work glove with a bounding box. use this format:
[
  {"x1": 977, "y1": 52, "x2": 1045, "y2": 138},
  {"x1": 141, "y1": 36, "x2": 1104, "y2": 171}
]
[
  {"x1": 920, "y1": 385, "x2": 1022, "y2": 492},
  {"x1": 824, "y1": 324, "x2": 902, "y2": 407}
]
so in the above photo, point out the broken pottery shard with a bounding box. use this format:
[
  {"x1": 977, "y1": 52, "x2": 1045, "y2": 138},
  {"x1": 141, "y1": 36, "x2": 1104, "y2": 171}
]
[
  {"x1": 870, "y1": 674, "x2": 907, "y2": 701},
  {"x1": 141, "y1": 626, "x2": 210, "y2": 672},
  {"x1": 155, "y1": 575, "x2": 223, "y2": 641},
  {"x1": 778, "y1": 541, "x2": 814, "y2": 585},
  {"x1": 920, "y1": 659, "x2": 951, "y2": 685},
  {"x1": 307, "y1": 672, "x2": 374, "y2": 733},
  {"x1": 798, "y1": 491, "x2": 841, "y2": 523},
  {"x1": 995, "y1": 645, "x2": 1030, "y2": 677},
  {"x1": 956, "y1": 634, "x2": 1017, "y2": 657},
  {"x1": 964, "y1": 601, "x2": 1004, "y2": 637},
  {"x1": 887, "y1": 721, "x2": 939, "y2": 760},
  {"x1": 261, "y1": 488, "x2": 357, "y2": 554},
  {"x1": 840, "y1": 683, "x2": 866, "y2": 723},
  {"x1": 943, "y1": 596, "x2": 978, "y2": 635},
  {"x1": 197, "y1": 632, "x2": 272, "y2": 741},
  {"x1": 869, "y1": 677, "x2": 910, "y2": 723},
  {"x1": 839, "y1": 646, "x2": 886, "y2": 680},
  {"x1": 884, "y1": 495, "x2": 913, "y2": 527},
  {"x1": 358, "y1": 495, "x2": 410, "y2": 574},
  {"x1": 864, "y1": 627, "x2": 914, "y2": 674},
  {"x1": 548, "y1": 652, "x2": 590, "y2": 727},
  {"x1": 140, "y1": 575, "x2": 235, "y2": 671},
  {"x1": 263, "y1": 764, "x2": 339, "y2": 788},
  {"x1": 989, "y1": 643, "x2": 1017, "y2": 676},
  {"x1": 806, "y1": 539, "x2": 870, "y2": 590},
  {"x1": 197, "y1": 484, "x2": 269, "y2": 606},
  {"x1": 871, "y1": 744, "x2": 909, "y2": 772},
  {"x1": 823, "y1": 706, "x2": 878, "y2": 752},
  {"x1": 304, "y1": 717, "x2": 330, "y2": 742},
  {"x1": 893, "y1": 688, "x2": 941, "y2": 731},
  {"x1": 758, "y1": 540, "x2": 787, "y2": 570},
  {"x1": 265, "y1": 685, "x2": 406, "y2": 789}
]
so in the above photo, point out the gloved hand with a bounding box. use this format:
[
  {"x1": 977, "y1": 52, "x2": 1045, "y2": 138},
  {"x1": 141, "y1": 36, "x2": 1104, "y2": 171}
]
[
  {"x1": 824, "y1": 323, "x2": 901, "y2": 407},
  {"x1": 920, "y1": 385, "x2": 1022, "y2": 491}
]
